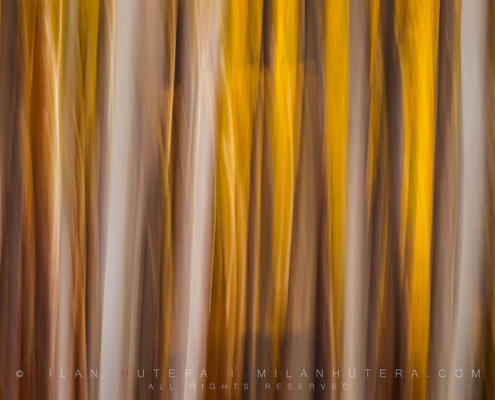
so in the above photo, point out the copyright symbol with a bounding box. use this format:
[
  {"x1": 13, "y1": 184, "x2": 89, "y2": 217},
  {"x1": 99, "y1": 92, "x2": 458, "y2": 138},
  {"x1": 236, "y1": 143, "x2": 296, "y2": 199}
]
[{"x1": 16, "y1": 370, "x2": 23, "y2": 378}]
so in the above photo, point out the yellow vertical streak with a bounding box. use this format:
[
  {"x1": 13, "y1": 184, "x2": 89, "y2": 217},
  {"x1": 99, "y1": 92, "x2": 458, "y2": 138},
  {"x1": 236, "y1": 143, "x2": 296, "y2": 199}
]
[
  {"x1": 325, "y1": 0, "x2": 348, "y2": 365},
  {"x1": 396, "y1": 0, "x2": 439, "y2": 398},
  {"x1": 367, "y1": 0, "x2": 383, "y2": 191},
  {"x1": 208, "y1": 0, "x2": 262, "y2": 397},
  {"x1": 229, "y1": 0, "x2": 263, "y2": 388},
  {"x1": 268, "y1": 0, "x2": 299, "y2": 368}
]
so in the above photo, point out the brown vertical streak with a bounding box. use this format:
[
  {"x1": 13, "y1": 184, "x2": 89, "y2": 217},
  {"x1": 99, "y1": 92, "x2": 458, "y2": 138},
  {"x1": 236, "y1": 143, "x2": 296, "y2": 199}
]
[
  {"x1": 243, "y1": 63, "x2": 264, "y2": 400},
  {"x1": 0, "y1": 1, "x2": 22, "y2": 399},
  {"x1": 378, "y1": 0, "x2": 404, "y2": 398}
]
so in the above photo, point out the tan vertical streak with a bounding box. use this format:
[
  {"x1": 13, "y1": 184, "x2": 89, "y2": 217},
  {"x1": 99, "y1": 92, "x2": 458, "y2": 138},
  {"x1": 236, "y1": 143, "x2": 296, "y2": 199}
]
[
  {"x1": 282, "y1": 63, "x2": 322, "y2": 400},
  {"x1": 170, "y1": 1, "x2": 218, "y2": 398},
  {"x1": 184, "y1": 0, "x2": 218, "y2": 395},
  {"x1": 158, "y1": 1, "x2": 177, "y2": 399},
  {"x1": 486, "y1": 2, "x2": 495, "y2": 398},
  {"x1": 18, "y1": 0, "x2": 62, "y2": 398}
]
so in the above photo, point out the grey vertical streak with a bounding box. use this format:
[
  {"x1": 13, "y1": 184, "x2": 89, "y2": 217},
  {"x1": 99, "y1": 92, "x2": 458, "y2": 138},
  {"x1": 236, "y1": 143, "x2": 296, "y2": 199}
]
[
  {"x1": 99, "y1": 0, "x2": 136, "y2": 398},
  {"x1": 451, "y1": 0, "x2": 491, "y2": 399},
  {"x1": 342, "y1": 0, "x2": 369, "y2": 398}
]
